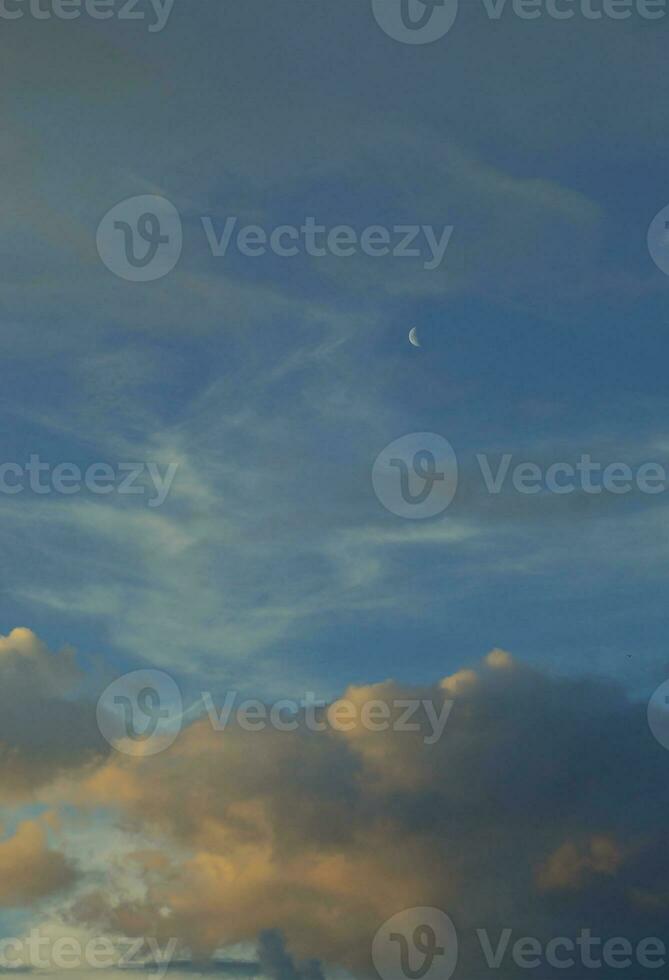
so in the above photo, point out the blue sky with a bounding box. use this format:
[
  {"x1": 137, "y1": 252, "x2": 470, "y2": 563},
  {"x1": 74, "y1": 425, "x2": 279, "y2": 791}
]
[{"x1": 2, "y1": 1, "x2": 669, "y2": 976}]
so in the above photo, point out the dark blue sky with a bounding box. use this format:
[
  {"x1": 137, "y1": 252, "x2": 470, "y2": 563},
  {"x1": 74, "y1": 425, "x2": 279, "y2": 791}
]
[
  {"x1": 2, "y1": 0, "x2": 669, "y2": 704},
  {"x1": 2, "y1": 0, "x2": 669, "y2": 974}
]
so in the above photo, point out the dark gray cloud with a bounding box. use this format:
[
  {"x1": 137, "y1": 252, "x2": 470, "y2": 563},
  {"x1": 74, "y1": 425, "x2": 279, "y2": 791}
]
[
  {"x1": 65, "y1": 653, "x2": 669, "y2": 980},
  {"x1": 0, "y1": 628, "x2": 108, "y2": 801}
]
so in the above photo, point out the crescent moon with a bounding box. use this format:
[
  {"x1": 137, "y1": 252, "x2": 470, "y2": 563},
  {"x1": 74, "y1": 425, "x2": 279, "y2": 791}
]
[{"x1": 408, "y1": 327, "x2": 421, "y2": 348}]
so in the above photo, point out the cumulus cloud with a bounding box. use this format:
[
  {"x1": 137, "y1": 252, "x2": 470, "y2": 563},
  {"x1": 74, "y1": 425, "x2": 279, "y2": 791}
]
[
  {"x1": 0, "y1": 819, "x2": 77, "y2": 906},
  {"x1": 61, "y1": 651, "x2": 669, "y2": 979},
  {"x1": 0, "y1": 628, "x2": 108, "y2": 801},
  {"x1": 0, "y1": 634, "x2": 665, "y2": 977}
]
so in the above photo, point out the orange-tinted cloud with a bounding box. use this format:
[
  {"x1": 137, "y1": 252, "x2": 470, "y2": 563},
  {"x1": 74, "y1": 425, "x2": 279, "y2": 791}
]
[
  {"x1": 69, "y1": 650, "x2": 668, "y2": 977},
  {"x1": 0, "y1": 819, "x2": 77, "y2": 906}
]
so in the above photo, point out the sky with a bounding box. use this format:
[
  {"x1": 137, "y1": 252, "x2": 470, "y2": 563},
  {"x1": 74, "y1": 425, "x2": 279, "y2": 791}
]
[{"x1": 2, "y1": 0, "x2": 669, "y2": 977}]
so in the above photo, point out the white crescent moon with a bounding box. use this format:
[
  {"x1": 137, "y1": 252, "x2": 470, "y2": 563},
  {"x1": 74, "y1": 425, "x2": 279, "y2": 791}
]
[{"x1": 408, "y1": 327, "x2": 421, "y2": 348}]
